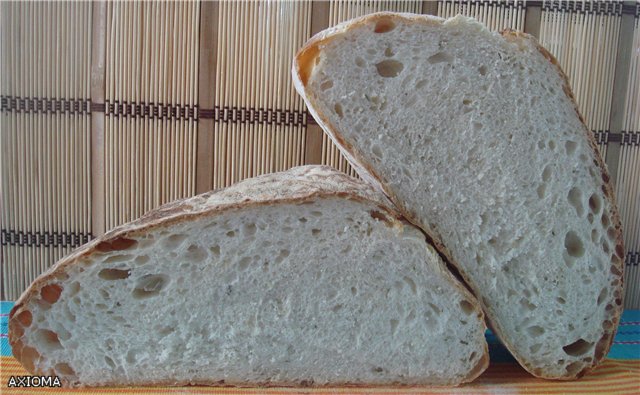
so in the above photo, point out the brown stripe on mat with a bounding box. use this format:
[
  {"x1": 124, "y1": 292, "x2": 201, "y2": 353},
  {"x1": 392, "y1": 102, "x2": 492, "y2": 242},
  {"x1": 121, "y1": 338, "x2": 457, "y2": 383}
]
[
  {"x1": 1, "y1": 229, "x2": 93, "y2": 249},
  {"x1": 0, "y1": 95, "x2": 91, "y2": 115},
  {"x1": 1, "y1": 95, "x2": 315, "y2": 126}
]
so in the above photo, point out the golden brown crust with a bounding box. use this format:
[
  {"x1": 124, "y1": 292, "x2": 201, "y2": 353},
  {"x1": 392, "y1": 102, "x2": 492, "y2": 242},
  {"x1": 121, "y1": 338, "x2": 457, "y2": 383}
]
[{"x1": 293, "y1": 13, "x2": 624, "y2": 380}]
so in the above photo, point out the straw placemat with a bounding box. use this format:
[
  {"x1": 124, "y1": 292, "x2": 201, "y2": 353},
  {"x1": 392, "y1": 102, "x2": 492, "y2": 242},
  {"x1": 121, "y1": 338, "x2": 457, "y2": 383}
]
[{"x1": 1, "y1": 357, "x2": 638, "y2": 394}]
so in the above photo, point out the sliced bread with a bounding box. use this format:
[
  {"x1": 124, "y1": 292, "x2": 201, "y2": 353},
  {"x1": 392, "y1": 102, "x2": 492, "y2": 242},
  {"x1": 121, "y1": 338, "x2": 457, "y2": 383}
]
[
  {"x1": 9, "y1": 165, "x2": 488, "y2": 387},
  {"x1": 293, "y1": 13, "x2": 624, "y2": 379}
]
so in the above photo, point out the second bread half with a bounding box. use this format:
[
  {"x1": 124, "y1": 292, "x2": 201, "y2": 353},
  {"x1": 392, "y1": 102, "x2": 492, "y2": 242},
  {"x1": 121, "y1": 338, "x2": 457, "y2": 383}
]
[{"x1": 293, "y1": 13, "x2": 624, "y2": 379}]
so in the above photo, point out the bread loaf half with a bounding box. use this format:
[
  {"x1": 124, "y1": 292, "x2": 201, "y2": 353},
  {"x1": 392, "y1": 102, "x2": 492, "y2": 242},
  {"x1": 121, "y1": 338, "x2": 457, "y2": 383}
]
[
  {"x1": 293, "y1": 13, "x2": 624, "y2": 379},
  {"x1": 9, "y1": 165, "x2": 488, "y2": 387}
]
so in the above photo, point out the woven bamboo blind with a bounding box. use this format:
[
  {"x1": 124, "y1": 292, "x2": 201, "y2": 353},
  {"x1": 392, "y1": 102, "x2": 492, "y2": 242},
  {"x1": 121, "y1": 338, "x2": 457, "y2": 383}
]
[
  {"x1": 104, "y1": 1, "x2": 200, "y2": 230},
  {"x1": 1, "y1": 1, "x2": 639, "y2": 307},
  {"x1": 437, "y1": 0, "x2": 526, "y2": 31},
  {"x1": 211, "y1": 1, "x2": 311, "y2": 189},
  {"x1": 619, "y1": 4, "x2": 640, "y2": 308},
  {"x1": 1, "y1": 2, "x2": 93, "y2": 299}
]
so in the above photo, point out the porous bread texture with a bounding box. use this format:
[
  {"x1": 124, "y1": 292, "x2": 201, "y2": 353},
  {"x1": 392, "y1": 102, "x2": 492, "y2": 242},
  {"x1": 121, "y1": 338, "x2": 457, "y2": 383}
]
[
  {"x1": 9, "y1": 165, "x2": 488, "y2": 387},
  {"x1": 293, "y1": 13, "x2": 624, "y2": 379}
]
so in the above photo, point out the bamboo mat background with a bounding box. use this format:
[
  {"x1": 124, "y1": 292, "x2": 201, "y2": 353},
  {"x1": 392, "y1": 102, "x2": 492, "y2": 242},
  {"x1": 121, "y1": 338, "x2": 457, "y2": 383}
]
[{"x1": 1, "y1": 0, "x2": 639, "y2": 308}]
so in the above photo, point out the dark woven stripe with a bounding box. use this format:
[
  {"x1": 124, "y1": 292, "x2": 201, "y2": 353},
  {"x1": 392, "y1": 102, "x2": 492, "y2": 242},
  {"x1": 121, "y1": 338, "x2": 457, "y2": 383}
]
[
  {"x1": 627, "y1": 252, "x2": 640, "y2": 267},
  {"x1": 0, "y1": 96, "x2": 90, "y2": 115},
  {"x1": 1, "y1": 96, "x2": 315, "y2": 127},
  {"x1": 201, "y1": 106, "x2": 309, "y2": 127},
  {"x1": 593, "y1": 130, "x2": 609, "y2": 145},
  {"x1": 541, "y1": 0, "x2": 623, "y2": 16},
  {"x1": 621, "y1": 131, "x2": 640, "y2": 147},
  {"x1": 105, "y1": 100, "x2": 198, "y2": 121},
  {"x1": 1, "y1": 229, "x2": 92, "y2": 248},
  {"x1": 439, "y1": 0, "x2": 527, "y2": 9}
]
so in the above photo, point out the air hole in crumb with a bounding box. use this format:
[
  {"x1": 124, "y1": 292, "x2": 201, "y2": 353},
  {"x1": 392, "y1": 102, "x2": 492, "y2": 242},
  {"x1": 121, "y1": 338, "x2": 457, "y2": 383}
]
[
  {"x1": 332, "y1": 304, "x2": 343, "y2": 313},
  {"x1": 427, "y1": 51, "x2": 454, "y2": 64},
  {"x1": 565, "y1": 140, "x2": 577, "y2": 155},
  {"x1": 567, "y1": 187, "x2": 584, "y2": 216},
  {"x1": 209, "y1": 245, "x2": 220, "y2": 258},
  {"x1": 564, "y1": 231, "x2": 584, "y2": 258},
  {"x1": 478, "y1": 65, "x2": 488, "y2": 75},
  {"x1": 104, "y1": 357, "x2": 115, "y2": 369},
  {"x1": 374, "y1": 18, "x2": 395, "y2": 33},
  {"x1": 527, "y1": 325, "x2": 545, "y2": 337},
  {"x1": 226, "y1": 230, "x2": 235, "y2": 238},
  {"x1": 135, "y1": 255, "x2": 150, "y2": 264},
  {"x1": 607, "y1": 227, "x2": 616, "y2": 241},
  {"x1": 311, "y1": 229, "x2": 321, "y2": 236},
  {"x1": 132, "y1": 274, "x2": 169, "y2": 299},
  {"x1": 589, "y1": 194, "x2": 602, "y2": 214},
  {"x1": 371, "y1": 144, "x2": 383, "y2": 159},
  {"x1": 243, "y1": 223, "x2": 257, "y2": 236},
  {"x1": 601, "y1": 214, "x2": 610, "y2": 227},
  {"x1": 459, "y1": 300, "x2": 475, "y2": 315},
  {"x1": 557, "y1": 296, "x2": 566, "y2": 304},
  {"x1": 566, "y1": 361, "x2": 583, "y2": 376},
  {"x1": 310, "y1": 210, "x2": 322, "y2": 217},
  {"x1": 530, "y1": 343, "x2": 542, "y2": 353},
  {"x1": 355, "y1": 57, "x2": 366, "y2": 68},
  {"x1": 597, "y1": 288, "x2": 608, "y2": 305},
  {"x1": 563, "y1": 339, "x2": 593, "y2": 356},
  {"x1": 416, "y1": 79, "x2": 427, "y2": 89},
  {"x1": 41, "y1": 284, "x2": 63, "y2": 304},
  {"x1": 376, "y1": 60, "x2": 404, "y2": 78},
  {"x1": 334, "y1": 103, "x2": 344, "y2": 118},
  {"x1": 351, "y1": 287, "x2": 357, "y2": 295},
  {"x1": 16, "y1": 310, "x2": 33, "y2": 327},
  {"x1": 390, "y1": 319, "x2": 399, "y2": 335},
  {"x1": 542, "y1": 165, "x2": 552, "y2": 182},
  {"x1": 537, "y1": 184, "x2": 546, "y2": 199},
  {"x1": 548, "y1": 140, "x2": 556, "y2": 150},
  {"x1": 403, "y1": 276, "x2": 417, "y2": 294},
  {"x1": 320, "y1": 80, "x2": 333, "y2": 91},
  {"x1": 35, "y1": 329, "x2": 62, "y2": 351},
  {"x1": 103, "y1": 254, "x2": 134, "y2": 264},
  {"x1": 520, "y1": 298, "x2": 537, "y2": 311},
  {"x1": 238, "y1": 257, "x2": 252, "y2": 271},
  {"x1": 275, "y1": 249, "x2": 290, "y2": 264},
  {"x1": 161, "y1": 234, "x2": 187, "y2": 249},
  {"x1": 185, "y1": 245, "x2": 207, "y2": 263},
  {"x1": 384, "y1": 47, "x2": 394, "y2": 57},
  {"x1": 55, "y1": 363, "x2": 76, "y2": 376},
  {"x1": 473, "y1": 122, "x2": 483, "y2": 131},
  {"x1": 126, "y1": 349, "x2": 138, "y2": 364}
]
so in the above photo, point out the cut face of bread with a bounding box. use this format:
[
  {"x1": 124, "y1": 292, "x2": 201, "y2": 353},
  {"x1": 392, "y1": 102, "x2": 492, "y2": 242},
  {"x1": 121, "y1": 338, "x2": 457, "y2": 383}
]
[
  {"x1": 293, "y1": 14, "x2": 624, "y2": 379},
  {"x1": 9, "y1": 166, "x2": 488, "y2": 387}
]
